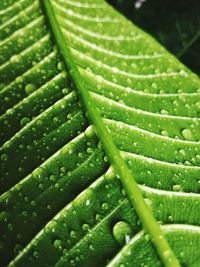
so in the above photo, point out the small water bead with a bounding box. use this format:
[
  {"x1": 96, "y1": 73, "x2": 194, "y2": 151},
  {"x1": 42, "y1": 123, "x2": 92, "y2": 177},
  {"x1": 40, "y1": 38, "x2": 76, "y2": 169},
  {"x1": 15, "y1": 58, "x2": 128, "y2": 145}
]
[
  {"x1": 25, "y1": 83, "x2": 36, "y2": 95},
  {"x1": 168, "y1": 215, "x2": 173, "y2": 222},
  {"x1": 87, "y1": 147, "x2": 93, "y2": 154},
  {"x1": 46, "y1": 220, "x2": 57, "y2": 234},
  {"x1": 10, "y1": 54, "x2": 20, "y2": 62},
  {"x1": 85, "y1": 126, "x2": 94, "y2": 138},
  {"x1": 182, "y1": 128, "x2": 193, "y2": 140},
  {"x1": 179, "y1": 69, "x2": 188, "y2": 77},
  {"x1": 8, "y1": 223, "x2": 13, "y2": 231},
  {"x1": 1, "y1": 153, "x2": 8, "y2": 161},
  {"x1": 49, "y1": 175, "x2": 56, "y2": 182},
  {"x1": 31, "y1": 200, "x2": 36, "y2": 207},
  {"x1": 112, "y1": 221, "x2": 133, "y2": 245},
  {"x1": 173, "y1": 184, "x2": 182, "y2": 192},
  {"x1": 18, "y1": 167, "x2": 23, "y2": 173},
  {"x1": 47, "y1": 205, "x2": 52, "y2": 210},
  {"x1": 86, "y1": 199, "x2": 90, "y2": 206},
  {"x1": 62, "y1": 88, "x2": 69, "y2": 95},
  {"x1": 67, "y1": 171, "x2": 72, "y2": 176},
  {"x1": 70, "y1": 230, "x2": 76, "y2": 238},
  {"x1": 13, "y1": 244, "x2": 23, "y2": 256},
  {"x1": 101, "y1": 203, "x2": 108, "y2": 210},
  {"x1": 103, "y1": 156, "x2": 108, "y2": 163},
  {"x1": 192, "y1": 118, "x2": 199, "y2": 125},
  {"x1": 53, "y1": 116, "x2": 59, "y2": 123},
  {"x1": 82, "y1": 223, "x2": 90, "y2": 231},
  {"x1": 60, "y1": 167, "x2": 66, "y2": 174},
  {"x1": 179, "y1": 149, "x2": 186, "y2": 156},
  {"x1": 0, "y1": 211, "x2": 10, "y2": 222},
  {"x1": 95, "y1": 213, "x2": 101, "y2": 221},
  {"x1": 38, "y1": 183, "x2": 44, "y2": 189},
  {"x1": 53, "y1": 239, "x2": 63, "y2": 249},
  {"x1": 88, "y1": 244, "x2": 94, "y2": 251},
  {"x1": 144, "y1": 233, "x2": 150, "y2": 241},
  {"x1": 146, "y1": 158, "x2": 155, "y2": 164},
  {"x1": 33, "y1": 250, "x2": 39, "y2": 259},
  {"x1": 160, "y1": 109, "x2": 169, "y2": 115},
  {"x1": 78, "y1": 152, "x2": 83, "y2": 158},
  {"x1": 144, "y1": 198, "x2": 152, "y2": 206},
  {"x1": 61, "y1": 71, "x2": 67, "y2": 78},
  {"x1": 161, "y1": 130, "x2": 168, "y2": 136},
  {"x1": 20, "y1": 117, "x2": 30, "y2": 126},
  {"x1": 67, "y1": 113, "x2": 72, "y2": 120},
  {"x1": 4, "y1": 96, "x2": 10, "y2": 102},
  {"x1": 57, "y1": 62, "x2": 64, "y2": 71},
  {"x1": 70, "y1": 260, "x2": 75, "y2": 266},
  {"x1": 163, "y1": 250, "x2": 173, "y2": 263},
  {"x1": 32, "y1": 212, "x2": 37, "y2": 217},
  {"x1": 179, "y1": 251, "x2": 185, "y2": 258}
]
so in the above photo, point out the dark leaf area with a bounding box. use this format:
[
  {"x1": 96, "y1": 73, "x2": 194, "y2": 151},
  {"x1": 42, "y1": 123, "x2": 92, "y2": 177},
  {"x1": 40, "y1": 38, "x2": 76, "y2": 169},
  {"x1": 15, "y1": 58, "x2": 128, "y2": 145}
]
[{"x1": 107, "y1": 0, "x2": 200, "y2": 75}]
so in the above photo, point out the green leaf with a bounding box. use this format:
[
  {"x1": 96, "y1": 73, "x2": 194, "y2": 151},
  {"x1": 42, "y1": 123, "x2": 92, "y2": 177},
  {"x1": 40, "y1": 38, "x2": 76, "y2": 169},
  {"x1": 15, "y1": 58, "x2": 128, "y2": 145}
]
[
  {"x1": 0, "y1": 0, "x2": 200, "y2": 267},
  {"x1": 107, "y1": 0, "x2": 200, "y2": 75}
]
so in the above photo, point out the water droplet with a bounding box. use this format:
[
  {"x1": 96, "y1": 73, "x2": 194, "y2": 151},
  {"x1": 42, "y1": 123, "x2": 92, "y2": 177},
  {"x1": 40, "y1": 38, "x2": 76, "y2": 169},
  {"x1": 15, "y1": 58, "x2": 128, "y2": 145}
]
[
  {"x1": 87, "y1": 147, "x2": 93, "y2": 154},
  {"x1": 25, "y1": 83, "x2": 36, "y2": 95},
  {"x1": 10, "y1": 55, "x2": 20, "y2": 62},
  {"x1": 70, "y1": 230, "x2": 76, "y2": 238},
  {"x1": 88, "y1": 244, "x2": 94, "y2": 251},
  {"x1": 85, "y1": 126, "x2": 94, "y2": 138},
  {"x1": 53, "y1": 239, "x2": 63, "y2": 249},
  {"x1": 160, "y1": 109, "x2": 169, "y2": 115},
  {"x1": 0, "y1": 211, "x2": 10, "y2": 222},
  {"x1": 13, "y1": 244, "x2": 23, "y2": 256},
  {"x1": 164, "y1": 250, "x2": 173, "y2": 262},
  {"x1": 57, "y1": 62, "x2": 63, "y2": 71},
  {"x1": 86, "y1": 200, "x2": 90, "y2": 206},
  {"x1": 1, "y1": 154, "x2": 8, "y2": 161},
  {"x1": 62, "y1": 88, "x2": 69, "y2": 95},
  {"x1": 144, "y1": 233, "x2": 150, "y2": 241},
  {"x1": 67, "y1": 113, "x2": 72, "y2": 120},
  {"x1": 20, "y1": 117, "x2": 30, "y2": 126},
  {"x1": 112, "y1": 221, "x2": 133, "y2": 245},
  {"x1": 179, "y1": 149, "x2": 186, "y2": 156},
  {"x1": 182, "y1": 128, "x2": 193, "y2": 140},
  {"x1": 82, "y1": 223, "x2": 90, "y2": 231},
  {"x1": 78, "y1": 152, "x2": 83, "y2": 158},
  {"x1": 161, "y1": 130, "x2": 168, "y2": 136},
  {"x1": 173, "y1": 184, "x2": 182, "y2": 192},
  {"x1": 102, "y1": 203, "x2": 108, "y2": 210},
  {"x1": 8, "y1": 223, "x2": 13, "y2": 231}
]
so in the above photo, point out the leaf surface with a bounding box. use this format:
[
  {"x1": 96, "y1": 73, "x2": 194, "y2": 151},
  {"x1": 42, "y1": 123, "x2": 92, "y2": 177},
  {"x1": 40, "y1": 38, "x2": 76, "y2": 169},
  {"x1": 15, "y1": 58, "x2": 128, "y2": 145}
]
[{"x1": 0, "y1": 0, "x2": 200, "y2": 266}]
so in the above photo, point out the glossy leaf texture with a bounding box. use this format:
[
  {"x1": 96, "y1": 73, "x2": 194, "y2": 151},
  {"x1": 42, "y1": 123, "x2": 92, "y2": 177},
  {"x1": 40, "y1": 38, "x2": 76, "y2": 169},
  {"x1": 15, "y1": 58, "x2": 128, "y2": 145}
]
[
  {"x1": 0, "y1": 0, "x2": 200, "y2": 266},
  {"x1": 107, "y1": 0, "x2": 200, "y2": 75}
]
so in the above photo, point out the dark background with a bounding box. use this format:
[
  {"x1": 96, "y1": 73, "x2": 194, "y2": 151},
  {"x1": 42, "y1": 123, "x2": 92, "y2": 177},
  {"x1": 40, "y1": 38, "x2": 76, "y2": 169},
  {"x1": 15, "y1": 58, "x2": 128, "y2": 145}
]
[{"x1": 107, "y1": 0, "x2": 200, "y2": 75}]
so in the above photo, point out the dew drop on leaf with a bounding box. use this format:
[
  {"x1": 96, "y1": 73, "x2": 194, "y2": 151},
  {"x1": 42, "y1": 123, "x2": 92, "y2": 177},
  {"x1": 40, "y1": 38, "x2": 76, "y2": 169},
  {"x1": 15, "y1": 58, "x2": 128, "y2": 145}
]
[
  {"x1": 25, "y1": 83, "x2": 36, "y2": 95},
  {"x1": 102, "y1": 203, "x2": 108, "y2": 210},
  {"x1": 1, "y1": 153, "x2": 8, "y2": 161},
  {"x1": 82, "y1": 223, "x2": 90, "y2": 231},
  {"x1": 112, "y1": 221, "x2": 133, "y2": 245},
  {"x1": 20, "y1": 117, "x2": 30, "y2": 126},
  {"x1": 179, "y1": 149, "x2": 186, "y2": 156},
  {"x1": 182, "y1": 128, "x2": 193, "y2": 140},
  {"x1": 13, "y1": 244, "x2": 23, "y2": 256},
  {"x1": 173, "y1": 184, "x2": 182, "y2": 192},
  {"x1": 53, "y1": 239, "x2": 62, "y2": 249}
]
